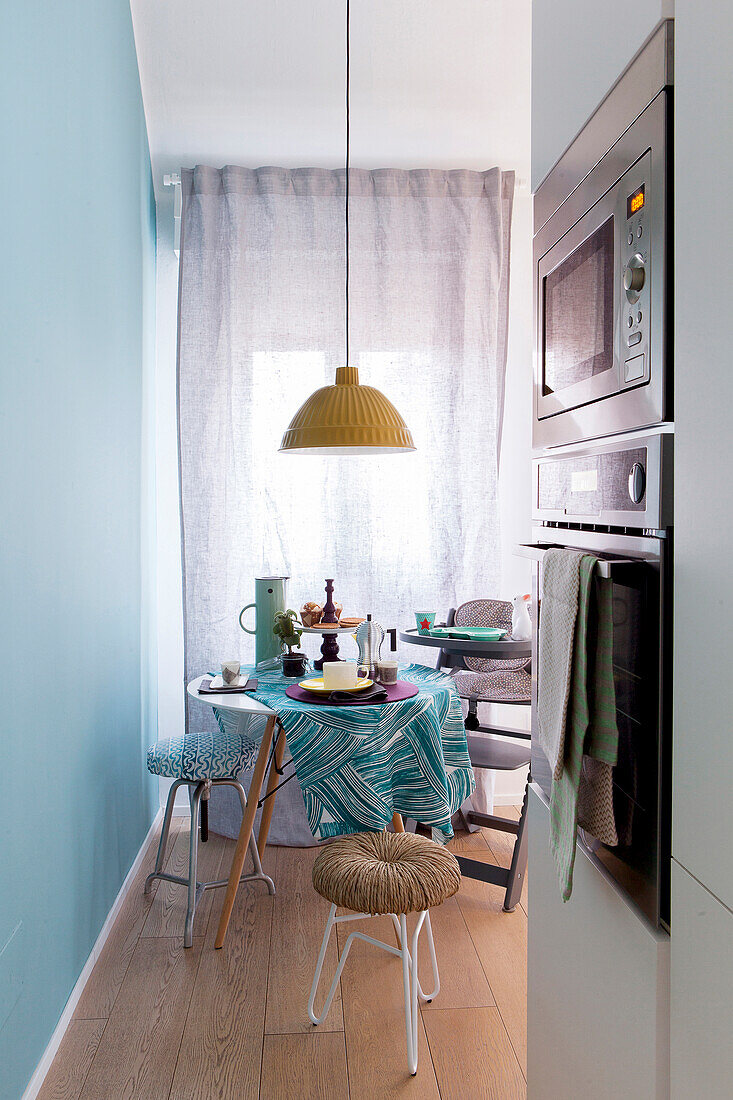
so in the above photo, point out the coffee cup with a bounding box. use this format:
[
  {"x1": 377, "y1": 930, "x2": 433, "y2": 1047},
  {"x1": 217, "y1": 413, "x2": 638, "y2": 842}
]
[
  {"x1": 221, "y1": 661, "x2": 241, "y2": 685},
  {"x1": 323, "y1": 661, "x2": 358, "y2": 690},
  {"x1": 377, "y1": 660, "x2": 399, "y2": 685}
]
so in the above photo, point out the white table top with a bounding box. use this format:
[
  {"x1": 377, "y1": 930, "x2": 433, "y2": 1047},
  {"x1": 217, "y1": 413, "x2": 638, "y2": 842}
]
[{"x1": 187, "y1": 674, "x2": 275, "y2": 716}]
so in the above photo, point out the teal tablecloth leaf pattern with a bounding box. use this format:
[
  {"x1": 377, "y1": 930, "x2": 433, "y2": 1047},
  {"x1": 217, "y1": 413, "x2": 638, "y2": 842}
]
[{"x1": 213, "y1": 663, "x2": 474, "y2": 841}]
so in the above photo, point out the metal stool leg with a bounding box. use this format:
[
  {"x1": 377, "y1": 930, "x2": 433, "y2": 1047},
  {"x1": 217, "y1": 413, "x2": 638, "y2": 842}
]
[
  {"x1": 391, "y1": 912, "x2": 440, "y2": 1003},
  {"x1": 400, "y1": 912, "x2": 428, "y2": 1075},
  {"x1": 309, "y1": 906, "x2": 437, "y2": 1076},
  {"x1": 145, "y1": 779, "x2": 184, "y2": 895},
  {"x1": 144, "y1": 776, "x2": 276, "y2": 947},
  {"x1": 200, "y1": 795, "x2": 209, "y2": 842},
  {"x1": 184, "y1": 782, "x2": 203, "y2": 947}
]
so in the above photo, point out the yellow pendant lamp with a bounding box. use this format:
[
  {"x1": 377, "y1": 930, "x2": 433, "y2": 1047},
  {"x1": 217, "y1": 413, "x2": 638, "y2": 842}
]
[
  {"x1": 279, "y1": 0, "x2": 415, "y2": 456},
  {"x1": 279, "y1": 366, "x2": 414, "y2": 455}
]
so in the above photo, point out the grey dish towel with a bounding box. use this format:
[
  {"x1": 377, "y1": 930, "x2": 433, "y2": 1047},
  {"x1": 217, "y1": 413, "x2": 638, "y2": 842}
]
[{"x1": 537, "y1": 548, "x2": 584, "y2": 779}]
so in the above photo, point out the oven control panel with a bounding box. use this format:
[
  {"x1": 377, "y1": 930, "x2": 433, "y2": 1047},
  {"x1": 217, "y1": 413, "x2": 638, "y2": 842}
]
[
  {"x1": 537, "y1": 447, "x2": 647, "y2": 514},
  {"x1": 533, "y1": 432, "x2": 673, "y2": 530}
]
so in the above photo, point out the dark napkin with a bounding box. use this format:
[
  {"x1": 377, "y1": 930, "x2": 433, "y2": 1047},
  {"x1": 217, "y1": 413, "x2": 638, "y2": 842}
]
[
  {"x1": 327, "y1": 686, "x2": 389, "y2": 705},
  {"x1": 198, "y1": 677, "x2": 258, "y2": 695}
]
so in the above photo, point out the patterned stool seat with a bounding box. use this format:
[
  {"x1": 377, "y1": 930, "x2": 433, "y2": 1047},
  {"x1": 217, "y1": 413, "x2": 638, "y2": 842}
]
[
  {"x1": 147, "y1": 729, "x2": 258, "y2": 781},
  {"x1": 312, "y1": 831, "x2": 461, "y2": 915}
]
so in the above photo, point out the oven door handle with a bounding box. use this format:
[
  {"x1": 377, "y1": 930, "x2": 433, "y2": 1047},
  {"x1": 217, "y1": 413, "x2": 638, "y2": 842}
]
[{"x1": 514, "y1": 543, "x2": 642, "y2": 580}]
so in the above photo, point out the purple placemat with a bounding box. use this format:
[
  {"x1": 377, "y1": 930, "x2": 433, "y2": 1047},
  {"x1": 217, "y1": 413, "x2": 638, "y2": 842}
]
[{"x1": 285, "y1": 679, "x2": 419, "y2": 706}]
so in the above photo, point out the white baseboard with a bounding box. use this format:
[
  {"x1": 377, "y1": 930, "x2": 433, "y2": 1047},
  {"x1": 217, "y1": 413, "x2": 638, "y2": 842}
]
[{"x1": 21, "y1": 809, "x2": 163, "y2": 1100}]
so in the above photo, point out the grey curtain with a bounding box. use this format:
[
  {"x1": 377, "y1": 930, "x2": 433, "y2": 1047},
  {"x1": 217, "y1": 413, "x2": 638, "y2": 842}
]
[{"x1": 178, "y1": 164, "x2": 514, "y2": 843}]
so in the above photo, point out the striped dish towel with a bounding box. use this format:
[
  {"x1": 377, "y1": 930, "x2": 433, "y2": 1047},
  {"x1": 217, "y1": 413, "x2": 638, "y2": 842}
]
[
  {"x1": 549, "y1": 557, "x2": 620, "y2": 900},
  {"x1": 537, "y1": 548, "x2": 584, "y2": 779}
]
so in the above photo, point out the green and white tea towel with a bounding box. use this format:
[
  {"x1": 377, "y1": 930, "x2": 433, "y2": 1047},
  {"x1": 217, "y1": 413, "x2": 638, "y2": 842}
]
[
  {"x1": 549, "y1": 556, "x2": 620, "y2": 899},
  {"x1": 537, "y1": 548, "x2": 584, "y2": 779}
]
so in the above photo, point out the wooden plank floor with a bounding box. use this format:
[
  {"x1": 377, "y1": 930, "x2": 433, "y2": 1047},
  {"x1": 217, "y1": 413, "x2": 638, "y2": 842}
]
[{"x1": 39, "y1": 813, "x2": 527, "y2": 1100}]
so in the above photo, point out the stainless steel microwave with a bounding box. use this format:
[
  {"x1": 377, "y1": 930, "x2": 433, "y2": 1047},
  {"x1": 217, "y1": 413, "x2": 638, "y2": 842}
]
[{"x1": 533, "y1": 79, "x2": 671, "y2": 449}]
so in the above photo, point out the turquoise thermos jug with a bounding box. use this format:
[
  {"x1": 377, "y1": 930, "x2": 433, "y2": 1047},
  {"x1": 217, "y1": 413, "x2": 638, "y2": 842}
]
[{"x1": 239, "y1": 576, "x2": 289, "y2": 666}]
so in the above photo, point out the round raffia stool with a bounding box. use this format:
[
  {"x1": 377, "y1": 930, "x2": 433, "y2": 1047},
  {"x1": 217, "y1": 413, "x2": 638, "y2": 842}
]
[{"x1": 308, "y1": 831, "x2": 461, "y2": 1075}]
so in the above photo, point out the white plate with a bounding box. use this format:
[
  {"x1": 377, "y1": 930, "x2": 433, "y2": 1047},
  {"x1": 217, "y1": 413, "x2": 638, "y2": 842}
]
[{"x1": 299, "y1": 677, "x2": 373, "y2": 694}]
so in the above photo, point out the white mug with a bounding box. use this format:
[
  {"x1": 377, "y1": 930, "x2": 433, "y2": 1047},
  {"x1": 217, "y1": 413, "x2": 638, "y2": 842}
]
[
  {"x1": 322, "y1": 661, "x2": 358, "y2": 690},
  {"x1": 221, "y1": 661, "x2": 241, "y2": 685}
]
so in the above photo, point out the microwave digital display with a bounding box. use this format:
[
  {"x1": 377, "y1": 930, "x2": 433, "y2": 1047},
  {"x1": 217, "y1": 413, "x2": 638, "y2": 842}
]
[{"x1": 627, "y1": 184, "x2": 645, "y2": 218}]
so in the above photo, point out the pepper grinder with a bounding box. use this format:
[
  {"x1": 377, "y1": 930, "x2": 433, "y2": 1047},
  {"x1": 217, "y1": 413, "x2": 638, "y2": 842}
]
[{"x1": 355, "y1": 614, "x2": 385, "y2": 680}]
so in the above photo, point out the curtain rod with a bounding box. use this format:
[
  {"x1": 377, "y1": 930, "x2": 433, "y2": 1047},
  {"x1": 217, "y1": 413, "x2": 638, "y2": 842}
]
[{"x1": 161, "y1": 169, "x2": 529, "y2": 258}]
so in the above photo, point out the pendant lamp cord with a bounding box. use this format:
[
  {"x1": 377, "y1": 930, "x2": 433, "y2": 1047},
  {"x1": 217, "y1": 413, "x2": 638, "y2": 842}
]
[{"x1": 345, "y1": 0, "x2": 350, "y2": 369}]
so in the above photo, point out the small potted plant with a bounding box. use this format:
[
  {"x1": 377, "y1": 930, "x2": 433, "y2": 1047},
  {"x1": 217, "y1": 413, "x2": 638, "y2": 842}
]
[{"x1": 273, "y1": 609, "x2": 307, "y2": 677}]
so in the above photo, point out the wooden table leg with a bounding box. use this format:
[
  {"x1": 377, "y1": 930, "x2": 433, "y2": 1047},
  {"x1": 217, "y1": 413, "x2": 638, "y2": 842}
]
[
  {"x1": 257, "y1": 721, "x2": 286, "y2": 859},
  {"x1": 215, "y1": 714, "x2": 276, "y2": 949}
]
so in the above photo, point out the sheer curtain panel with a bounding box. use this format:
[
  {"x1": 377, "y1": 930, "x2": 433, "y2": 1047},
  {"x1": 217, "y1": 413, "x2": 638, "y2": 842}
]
[{"x1": 178, "y1": 164, "x2": 514, "y2": 843}]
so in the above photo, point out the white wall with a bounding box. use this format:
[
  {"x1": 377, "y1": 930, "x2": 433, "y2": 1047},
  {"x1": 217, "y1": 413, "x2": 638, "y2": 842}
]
[
  {"x1": 531, "y1": 0, "x2": 674, "y2": 188},
  {"x1": 130, "y1": 0, "x2": 533, "y2": 797}
]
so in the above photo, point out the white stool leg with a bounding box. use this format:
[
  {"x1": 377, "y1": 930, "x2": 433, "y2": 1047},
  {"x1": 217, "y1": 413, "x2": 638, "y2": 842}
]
[
  {"x1": 391, "y1": 911, "x2": 440, "y2": 1002},
  {"x1": 399, "y1": 914, "x2": 419, "y2": 1075},
  {"x1": 309, "y1": 906, "x2": 438, "y2": 1075},
  {"x1": 419, "y1": 912, "x2": 440, "y2": 1002},
  {"x1": 308, "y1": 904, "x2": 338, "y2": 1024}
]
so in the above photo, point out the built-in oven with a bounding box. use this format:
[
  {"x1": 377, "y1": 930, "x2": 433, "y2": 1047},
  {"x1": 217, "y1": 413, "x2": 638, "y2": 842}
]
[
  {"x1": 518, "y1": 431, "x2": 672, "y2": 928},
  {"x1": 533, "y1": 69, "x2": 672, "y2": 449}
]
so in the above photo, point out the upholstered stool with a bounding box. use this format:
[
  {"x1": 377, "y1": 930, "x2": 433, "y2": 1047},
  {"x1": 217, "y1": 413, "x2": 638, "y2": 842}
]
[
  {"x1": 308, "y1": 831, "x2": 461, "y2": 1075},
  {"x1": 146, "y1": 730, "x2": 275, "y2": 947}
]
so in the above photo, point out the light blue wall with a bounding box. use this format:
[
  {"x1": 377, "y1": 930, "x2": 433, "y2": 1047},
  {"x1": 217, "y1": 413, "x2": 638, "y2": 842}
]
[{"x1": 0, "y1": 2, "x2": 157, "y2": 1097}]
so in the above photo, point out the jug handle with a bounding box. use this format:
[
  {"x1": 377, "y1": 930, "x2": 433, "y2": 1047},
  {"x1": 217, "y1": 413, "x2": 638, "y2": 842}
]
[{"x1": 239, "y1": 603, "x2": 256, "y2": 634}]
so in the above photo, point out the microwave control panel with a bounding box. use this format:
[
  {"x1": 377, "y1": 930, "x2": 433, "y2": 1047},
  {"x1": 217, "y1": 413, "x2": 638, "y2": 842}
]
[{"x1": 621, "y1": 158, "x2": 650, "y2": 387}]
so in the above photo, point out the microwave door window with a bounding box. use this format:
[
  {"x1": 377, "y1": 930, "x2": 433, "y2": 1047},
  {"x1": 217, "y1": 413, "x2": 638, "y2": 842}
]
[{"x1": 543, "y1": 218, "x2": 615, "y2": 395}]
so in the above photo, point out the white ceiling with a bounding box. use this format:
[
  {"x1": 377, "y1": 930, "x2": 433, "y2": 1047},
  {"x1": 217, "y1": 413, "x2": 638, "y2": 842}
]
[{"x1": 130, "y1": 0, "x2": 530, "y2": 209}]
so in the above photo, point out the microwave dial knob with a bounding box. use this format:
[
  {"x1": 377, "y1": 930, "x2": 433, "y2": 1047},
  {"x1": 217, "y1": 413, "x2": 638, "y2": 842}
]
[
  {"x1": 624, "y1": 255, "x2": 646, "y2": 302},
  {"x1": 628, "y1": 462, "x2": 645, "y2": 504}
]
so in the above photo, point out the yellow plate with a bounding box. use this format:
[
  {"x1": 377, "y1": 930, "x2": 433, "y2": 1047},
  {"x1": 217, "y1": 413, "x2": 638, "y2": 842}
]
[{"x1": 299, "y1": 677, "x2": 373, "y2": 694}]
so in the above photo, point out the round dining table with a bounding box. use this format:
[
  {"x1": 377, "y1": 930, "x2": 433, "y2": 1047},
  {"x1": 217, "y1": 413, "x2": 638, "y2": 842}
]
[{"x1": 188, "y1": 661, "x2": 475, "y2": 946}]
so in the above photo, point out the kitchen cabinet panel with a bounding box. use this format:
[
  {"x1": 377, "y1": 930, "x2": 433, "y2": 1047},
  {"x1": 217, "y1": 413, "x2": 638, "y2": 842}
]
[
  {"x1": 672, "y1": 0, "x2": 733, "y2": 912},
  {"x1": 670, "y1": 861, "x2": 733, "y2": 1099},
  {"x1": 527, "y1": 788, "x2": 670, "y2": 1100}
]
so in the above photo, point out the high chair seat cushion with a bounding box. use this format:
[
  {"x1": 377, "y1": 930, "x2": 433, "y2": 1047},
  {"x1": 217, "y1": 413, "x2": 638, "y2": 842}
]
[
  {"x1": 147, "y1": 730, "x2": 258, "y2": 781},
  {"x1": 312, "y1": 830, "x2": 461, "y2": 915},
  {"x1": 452, "y1": 665, "x2": 531, "y2": 703}
]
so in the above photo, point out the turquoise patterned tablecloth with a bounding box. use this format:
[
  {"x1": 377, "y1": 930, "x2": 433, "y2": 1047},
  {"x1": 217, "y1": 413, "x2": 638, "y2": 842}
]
[{"x1": 213, "y1": 663, "x2": 475, "y2": 841}]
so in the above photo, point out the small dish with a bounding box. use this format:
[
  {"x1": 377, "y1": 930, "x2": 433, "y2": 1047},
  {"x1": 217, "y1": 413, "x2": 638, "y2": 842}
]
[{"x1": 299, "y1": 677, "x2": 373, "y2": 694}]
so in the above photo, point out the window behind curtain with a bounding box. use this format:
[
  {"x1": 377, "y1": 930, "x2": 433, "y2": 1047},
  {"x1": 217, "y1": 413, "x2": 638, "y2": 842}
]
[{"x1": 178, "y1": 164, "x2": 514, "y2": 731}]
